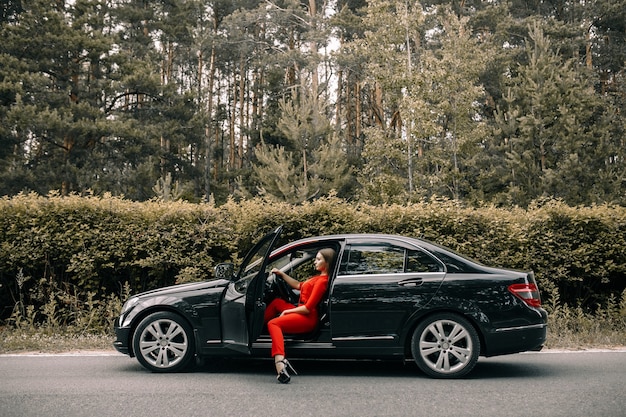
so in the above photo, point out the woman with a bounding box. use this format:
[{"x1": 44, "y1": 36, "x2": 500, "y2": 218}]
[{"x1": 264, "y1": 248, "x2": 335, "y2": 383}]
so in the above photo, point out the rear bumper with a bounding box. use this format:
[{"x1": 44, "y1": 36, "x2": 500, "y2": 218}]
[{"x1": 484, "y1": 322, "x2": 548, "y2": 356}]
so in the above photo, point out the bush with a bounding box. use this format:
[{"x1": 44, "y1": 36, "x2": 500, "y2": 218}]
[{"x1": 1, "y1": 193, "x2": 625, "y2": 336}]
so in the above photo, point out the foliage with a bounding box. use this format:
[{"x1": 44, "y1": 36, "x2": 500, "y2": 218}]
[
  {"x1": 491, "y1": 22, "x2": 615, "y2": 207},
  {"x1": 0, "y1": 193, "x2": 233, "y2": 313},
  {"x1": 253, "y1": 96, "x2": 352, "y2": 203},
  {"x1": 1, "y1": 194, "x2": 625, "y2": 330},
  {"x1": 1, "y1": 1, "x2": 625, "y2": 207},
  {"x1": 357, "y1": 126, "x2": 410, "y2": 204},
  {"x1": 543, "y1": 289, "x2": 626, "y2": 349}
]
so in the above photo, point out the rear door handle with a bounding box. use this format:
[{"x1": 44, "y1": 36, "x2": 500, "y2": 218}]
[{"x1": 398, "y1": 278, "x2": 424, "y2": 287}]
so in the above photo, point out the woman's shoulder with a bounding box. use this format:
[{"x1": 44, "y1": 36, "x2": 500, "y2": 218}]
[
  {"x1": 314, "y1": 274, "x2": 329, "y2": 283},
  {"x1": 307, "y1": 274, "x2": 328, "y2": 282}
]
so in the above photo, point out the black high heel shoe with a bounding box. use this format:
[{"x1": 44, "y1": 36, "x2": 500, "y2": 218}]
[{"x1": 275, "y1": 359, "x2": 298, "y2": 384}]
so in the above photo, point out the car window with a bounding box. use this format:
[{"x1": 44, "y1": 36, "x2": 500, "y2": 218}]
[
  {"x1": 427, "y1": 249, "x2": 483, "y2": 273},
  {"x1": 339, "y1": 245, "x2": 404, "y2": 275},
  {"x1": 407, "y1": 249, "x2": 444, "y2": 272},
  {"x1": 339, "y1": 244, "x2": 444, "y2": 275},
  {"x1": 267, "y1": 249, "x2": 318, "y2": 283},
  {"x1": 233, "y1": 228, "x2": 280, "y2": 292},
  {"x1": 417, "y1": 238, "x2": 485, "y2": 273}
]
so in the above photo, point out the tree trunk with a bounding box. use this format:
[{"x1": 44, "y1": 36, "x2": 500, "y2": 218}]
[
  {"x1": 229, "y1": 75, "x2": 236, "y2": 171},
  {"x1": 204, "y1": 41, "x2": 217, "y2": 201},
  {"x1": 238, "y1": 59, "x2": 246, "y2": 169},
  {"x1": 309, "y1": 0, "x2": 319, "y2": 98}
]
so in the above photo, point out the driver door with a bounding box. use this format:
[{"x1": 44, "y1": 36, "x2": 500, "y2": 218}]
[{"x1": 221, "y1": 226, "x2": 283, "y2": 353}]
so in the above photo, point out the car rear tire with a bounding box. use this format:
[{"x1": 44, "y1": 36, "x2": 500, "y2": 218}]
[
  {"x1": 133, "y1": 311, "x2": 195, "y2": 373},
  {"x1": 411, "y1": 313, "x2": 480, "y2": 378}
]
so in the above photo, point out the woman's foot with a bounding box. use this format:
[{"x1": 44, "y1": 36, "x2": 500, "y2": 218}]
[{"x1": 275, "y1": 356, "x2": 297, "y2": 384}]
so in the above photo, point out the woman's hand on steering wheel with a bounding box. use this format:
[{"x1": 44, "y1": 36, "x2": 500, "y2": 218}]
[{"x1": 270, "y1": 269, "x2": 297, "y2": 303}]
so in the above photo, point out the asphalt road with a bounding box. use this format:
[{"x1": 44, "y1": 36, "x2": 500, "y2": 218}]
[{"x1": 0, "y1": 350, "x2": 625, "y2": 417}]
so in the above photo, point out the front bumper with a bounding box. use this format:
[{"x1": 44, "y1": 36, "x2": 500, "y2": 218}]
[{"x1": 112, "y1": 326, "x2": 132, "y2": 356}]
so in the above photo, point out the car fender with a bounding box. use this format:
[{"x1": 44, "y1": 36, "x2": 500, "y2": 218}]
[
  {"x1": 132, "y1": 296, "x2": 201, "y2": 325},
  {"x1": 401, "y1": 297, "x2": 488, "y2": 356},
  {"x1": 122, "y1": 287, "x2": 225, "y2": 354}
]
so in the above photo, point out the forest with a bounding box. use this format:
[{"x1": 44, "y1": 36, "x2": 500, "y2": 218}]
[{"x1": 1, "y1": 0, "x2": 625, "y2": 207}]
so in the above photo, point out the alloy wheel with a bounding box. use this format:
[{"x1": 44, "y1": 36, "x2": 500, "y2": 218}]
[
  {"x1": 133, "y1": 312, "x2": 195, "y2": 372},
  {"x1": 412, "y1": 314, "x2": 480, "y2": 378}
]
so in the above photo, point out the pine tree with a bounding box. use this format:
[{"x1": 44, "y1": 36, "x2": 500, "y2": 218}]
[
  {"x1": 493, "y1": 21, "x2": 613, "y2": 206},
  {"x1": 357, "y1": 126, "x2": 409, "y2": 204},
  {"x1": 351, "y1": 0, "x2": 425, "y2": 203},
  {"x1": 253, "y1": 93, "x2": 351, "y2": 202},
  {"x1": 411, "y1": 9, "x2": 487, "y2": 201},
  {"x1": 353, "y1": 4, "x2": 486, "y2": 202},
  {"x1": 0, "y1": 0, "x2": 115, "y2": 196}
]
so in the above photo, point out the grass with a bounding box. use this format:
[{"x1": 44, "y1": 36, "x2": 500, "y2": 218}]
[
  {"x1": 541, "y1": 307, "x2": 626, "y2": 350},
  {"x1": 0, "y1": 328, "x2": 114, "y2": 354}
]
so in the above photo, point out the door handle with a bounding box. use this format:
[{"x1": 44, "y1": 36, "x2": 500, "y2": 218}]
[{"x1": 398, "y1": 278, "x2": 424, "y2": 287}]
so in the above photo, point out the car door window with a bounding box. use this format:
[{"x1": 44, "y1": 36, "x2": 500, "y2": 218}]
[
  {"x1": 339, "y1": 245, "x2": 404, "y2": 275},
  {"x1": 406, "y1": 249, "x2": 444, "y2": 272},
  {"x1": 339, "y1": 245, "x2": 443, "y2": 275},
  {"x1": 267, "y1": 247, "x2": 329, "y2": 283},
  {"x1": 233, "y1": 233, "x2": 277, "y2": 293},
  {"x1": 234, "y1": 258, "x2": 263, "y2": 293}
]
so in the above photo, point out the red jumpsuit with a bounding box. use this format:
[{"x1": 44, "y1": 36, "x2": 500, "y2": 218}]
[{"x1": 264, "y1": 274, "x2": 328, "y2": 357}]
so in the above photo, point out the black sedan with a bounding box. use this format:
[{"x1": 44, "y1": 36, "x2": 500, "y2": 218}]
[{"x1": 113, "y1": 226, "x2": 547, "y2": 378}]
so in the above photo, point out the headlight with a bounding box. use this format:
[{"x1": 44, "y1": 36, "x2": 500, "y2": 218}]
[{"x1": 121, "y1": 296, "x2": 139, "y2": 315}]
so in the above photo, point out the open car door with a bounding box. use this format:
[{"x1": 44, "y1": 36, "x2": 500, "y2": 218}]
[{"x1": 221, "y1": 226, "x2": 283, "y2": 353}]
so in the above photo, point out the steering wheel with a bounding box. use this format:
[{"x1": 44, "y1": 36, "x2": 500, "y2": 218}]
[{"x1": 268, "y1": 272, "x2": 298, "y2": 304}]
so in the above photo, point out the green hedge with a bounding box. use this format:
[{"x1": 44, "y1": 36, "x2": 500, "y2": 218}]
[{"x1": 1, "y1": 193, "x2": 625, "y2": 325}]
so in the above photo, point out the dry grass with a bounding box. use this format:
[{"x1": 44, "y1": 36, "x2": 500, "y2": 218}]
[
  {"x1": 0, "y1": 328, "x2": 114, "y2": 354},
  {"x1": 543, "y1": 313, "x2": 626, "y2": 350}
]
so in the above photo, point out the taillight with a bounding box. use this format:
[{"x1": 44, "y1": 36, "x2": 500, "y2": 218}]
[{"x1": 508, "y1": 283, "x2": 542, "y2": 307}]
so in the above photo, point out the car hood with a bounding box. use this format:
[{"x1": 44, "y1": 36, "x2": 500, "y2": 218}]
[{"x1": 133, "y1": 279, "x2": 230, "y2": 299}]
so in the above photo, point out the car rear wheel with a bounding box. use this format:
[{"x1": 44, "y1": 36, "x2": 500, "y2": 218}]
[
  {"x1": 133, "y1": 311, "x2": 195, "y2": 373},
  {"x1": 411, "y1": 313, "x2": 480, "y2": 378}
]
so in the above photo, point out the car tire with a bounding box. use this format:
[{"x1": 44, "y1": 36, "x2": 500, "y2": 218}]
[
  {"x1": 411, "y1": 313, "x2": 480, "y2": 379},
  {"x1": 132, "y1": 311, "x2": 195, "y2": 373}
]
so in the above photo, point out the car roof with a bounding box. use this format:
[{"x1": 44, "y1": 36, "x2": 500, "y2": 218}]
[
  {"x1": 273, "y1": 233, "x2": 489, "y2": 270},
  {"x1": 275, "y1": 233, "x2": 441, "y2": 255}
]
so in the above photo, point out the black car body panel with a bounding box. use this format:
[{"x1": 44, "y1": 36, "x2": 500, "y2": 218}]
[
  {"x1": 114, "y1": 231, "x2": 547, "y2": 377},
  {"x1": 220, "y1": 225, "x2": 283, "y2": 353},
  {"x1": 114, "y1": 279, "x2": 229, "y2": 355}
]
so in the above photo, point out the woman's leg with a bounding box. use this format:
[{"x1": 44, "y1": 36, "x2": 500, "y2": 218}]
[
  {"x1": 267, "y1": 313, "x2": 318, "y2": 357},
  {"x1": 269, "y1": 313, "x2": 315, "y2": 382},
  {"x1": 264, "y1": 298, "x2": 294, "y2": 323},
  {"x1": 265, "y1": 304, "x2": 318, "y2": 382}
]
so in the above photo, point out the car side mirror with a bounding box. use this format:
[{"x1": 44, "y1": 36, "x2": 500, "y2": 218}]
[{"x1": 214, "y1": 263, "x2": 235, "y2": 280}]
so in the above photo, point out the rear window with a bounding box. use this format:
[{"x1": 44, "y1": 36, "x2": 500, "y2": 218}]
[{"x1": 426, "y1": 248, "x2": 483, "y2": 273}]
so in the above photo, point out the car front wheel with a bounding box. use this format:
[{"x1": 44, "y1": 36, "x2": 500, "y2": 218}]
[
  {"x1": 133, "y1": 311, "x2": 195, "y2": 372},
  {"x1": 411, "y1": 313, "x2": 480, "y2": 378}
]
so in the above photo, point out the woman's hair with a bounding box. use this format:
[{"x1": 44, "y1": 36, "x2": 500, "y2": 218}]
[{"x1": 318, "y1": 248, "x2": 336, "y2": 270}]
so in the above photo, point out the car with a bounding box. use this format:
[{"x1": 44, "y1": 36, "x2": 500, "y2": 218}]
[{"x1": 113, "y1": 226, "x2": 548, "y2": 378}]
